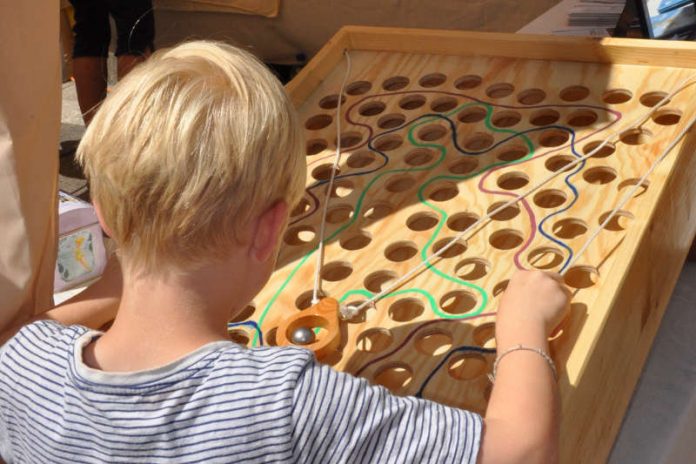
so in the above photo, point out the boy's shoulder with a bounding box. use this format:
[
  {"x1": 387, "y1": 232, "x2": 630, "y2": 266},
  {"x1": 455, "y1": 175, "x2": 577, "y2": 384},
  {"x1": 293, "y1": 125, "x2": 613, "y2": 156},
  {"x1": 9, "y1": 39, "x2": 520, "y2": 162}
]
[{"x1": 0, "y1": 319, "x2": 88, "y2": 364}]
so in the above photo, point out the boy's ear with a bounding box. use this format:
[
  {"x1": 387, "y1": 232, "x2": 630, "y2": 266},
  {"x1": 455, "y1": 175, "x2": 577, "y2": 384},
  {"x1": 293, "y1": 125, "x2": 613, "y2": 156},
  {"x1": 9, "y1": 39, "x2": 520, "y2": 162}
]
[
  {"x1": 93, "y1": 201, "x2": 113, "y2": 237},
  {"x1": 250, "y1": 201, "x2": 289, "y2": 262}
]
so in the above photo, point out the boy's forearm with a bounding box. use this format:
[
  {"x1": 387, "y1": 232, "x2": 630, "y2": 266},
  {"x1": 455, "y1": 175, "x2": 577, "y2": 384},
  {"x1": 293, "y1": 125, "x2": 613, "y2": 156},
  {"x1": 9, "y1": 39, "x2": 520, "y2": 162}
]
[
  {"x1": 0, "y1": 258, "x2": 122, "y2": 345},
  {"x1": 479, "y1": 320, "x2": 559, "y2": 464}
]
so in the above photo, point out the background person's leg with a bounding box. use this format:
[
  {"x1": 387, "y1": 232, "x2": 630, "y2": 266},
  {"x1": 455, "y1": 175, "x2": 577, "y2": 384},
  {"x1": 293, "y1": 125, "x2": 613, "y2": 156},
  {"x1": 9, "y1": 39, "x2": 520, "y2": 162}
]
[
  {"x1": 109, "y1": 0, "x2": 155, "y2": 79},
  {"x1": 70, "y1": 0, "x2": 110, "y2": 125},
  {"x1": 0, "y1": 1, "x2": 60, "y2": 330}
]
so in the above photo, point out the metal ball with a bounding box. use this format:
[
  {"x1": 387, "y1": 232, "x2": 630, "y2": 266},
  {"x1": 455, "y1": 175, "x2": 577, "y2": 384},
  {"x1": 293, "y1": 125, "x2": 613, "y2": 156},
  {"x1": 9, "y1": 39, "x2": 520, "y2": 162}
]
[{"x1": 291, "y1": 326, "x2": 316, "y2": 345}]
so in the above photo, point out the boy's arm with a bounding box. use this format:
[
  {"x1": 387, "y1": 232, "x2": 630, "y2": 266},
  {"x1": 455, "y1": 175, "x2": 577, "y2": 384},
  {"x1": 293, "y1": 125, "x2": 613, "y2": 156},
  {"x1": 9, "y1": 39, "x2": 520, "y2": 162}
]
[
  {"x1": 477, "y1": 270, "x2": 570, "y2": 464},
  {"x1": 0, "y1": 257, "x2": 122, "y2": 346}
]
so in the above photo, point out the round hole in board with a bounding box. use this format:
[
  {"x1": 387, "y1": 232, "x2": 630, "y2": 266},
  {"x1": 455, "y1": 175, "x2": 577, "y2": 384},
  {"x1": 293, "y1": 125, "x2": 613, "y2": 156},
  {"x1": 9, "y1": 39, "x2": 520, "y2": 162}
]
[
  {"x1": 321, "y1": 261, "x2": 353, "y2": 282},
  {"x1": 496, "y1": 171, "x2": 530, "y2": 191},
  {"x1": 426, "y1": 181, "x2": 459, "y2": 202},
  {"x1": 640, "y1": 91, "x2": 670, "y2": 107},
  {"x1": 567, "y1": 109, "x2": 598, "y2": 127},
  {"x1": 378, "y1": 113, "x2": 406, "y2": 129},
  {"x1": 405, "y1": 148, "x2": 436, "y2": 166},
  {"x1": 619, "y1": 128, "x2": 652, "y2": 145},
  {"x1": 373, "y1": 362, "x2": 413, "y2": 391},
  {"x1": 358, "y1": 101, "x2": 386, "y2": 117},
  {"x1": 652, "y1": 108, "x2": 682, "y2": 126},
  {"x1": 384, "y1": 240, "x2": 418, "y2": 262},
  {"x1": 356, "y1": 328, "x2": 394, "y2": 353},
  {"x1": 564, "y1": 265, "x2": 599, "y2": 289},
  {"x1": 473, "y1": 323, "x2": 496, "y2": 349},
  {"x1": 347, "y1": 150, "x2": 377, "y2": 168},
  {"x1": 599, "y1": 210, "x2": 635, "y2": 231},
  {"x1": 318, "y1": 94, "x2": 346, "y2": 109},
  {"x1": 311, "y1": 163, "x2": 339, "y2": 181},
  {"x1": 407, "y1": 211, "x2": 440, "y2": 231},
  {"x1": 291, "y1": 197, "x2": 311, "y2": 217},
  {"x1": 487, "y1": 201, "x2": 520, "y2": 221},
  {"x1": 486, "y1": 83, "x2": 515, "y2": 99},
  {"x1": 284, "y1": 225, "x2": 316, "y2": 246},
  {"x1": 489, "y1": 229, "x2": 524, "y2": 250},
  {"x1": 340, "y1": 230, "x2": 372, "y2": 251},
  {"x1": 493, "y1": 280, "x2": 509, "y2": 297},
  {"x1": 419, "y1": 72, "x2": 447, "y2": 88},
  {"x1": 306, "y1": 139, "x2": 328, "y2": 156},
  {"x1": 552, "y1": 218, "x2": 588, "y2": 239},
  {"x1": 583, "y1": 166, "x2": 617, "y2": 185},
  {"x1": 295, "y1": 290, "x2": 318, "y2": 310},
  {"x1": 385, "y1": 174, "x2": 416, "y2": 193},
  {"x1": 229, "y1": 303, "x2": 255, "y2": 323},
  {"x1": 457, "y1": 106, "x2": 487, "y2": 123},
  {"x1": 346, "y1": 80, "x2": 372, "y2": 96},
  {"x1": 417, "y1": 124, "x2": 448, "y2": 142},
  {"x1": 364, "y1": 270, "x2": 398, "y2": 293},
  {"x1": 602, "y1": 88, "x2": 633, "y2": 104},
  {"x1": 363, "y1": 202, "x2": 394, "y2": 221},
  {"x1": 265, "y1": 327, "x2": 278, "y2": 346},
  {"x1": 559, "y1": 85, "x2": 590, "y2": 102},
  {"x1": 530, "y1": 108, "x2": 561, "y2": 126},
  {"x1": 399, "y1": 94, "x2": 427, "y2": 110},
  {"x1": 534, "y1": 189, "x2": 567, "y2": 209},
  {"x1": 464, "y1": 132, "x2": 495, "y2": 151},
  {"x1": 545, "y1": 154, "x2": 576, "y2": 172},
  {"x1": 305, "y1": 114, "x2": 333, "y2": 131},
  {"x1": 326, "y1": 204, "x2": 354, "y2": 224},
  {"x1": 447, "y1": 212, "x2": 479, "y2": 232},
  {"x1": 331, "y1": 180, "x2": 354, "y2": 198},
  {"x1": 374, "y1": 134, "x2": 404, "y2": 152},
  {"x1": 539, "y1": 129, "x2": 570, "y2": 147},
  {"x1": 447, "y1": 353, "x2": 488, "y2": 380},
  {"x1": 454, "y1": 74, "x2": 483, "y2": 90},
  {"x1": 618, "y1": 178, "x2": 650, "y2": 198},
  {"x1": 382, "y1": 75, "x2": 410, "y2": 91},
  {"x1": 228, "y1": 329, "x2": 250, "y2": 346},
  {"x1": 517, "y1": 88, "x2": 547, "y2": 105},
  {"x1": 336, "y1": 132, "x2": 363, "y2": 148},
  {"x1": 415, "y1": 329, "x2": 453, "y2": 356},
  {"x1": 342, "y1": 299, "x2": 370, "y2": 324},
  {"x1": 455, "y1": 257, "x2": 491, "y2": 280},
  {"x1": 492, "y1": 110, "x2": 522, "y2": 128},
  {"x1": 440, "y1": 290, "x2": 478, "y2": 315},
  {"x1": 582, "y1": 140, "x2": 616, "y2": 158},
  {"x1": 496, "y1": 145, "x2": 528, "y2": 163},
  {"x1": 432, "y1": 237, "x2": 467, "y2": 258},
  {"x1": 448, "y1": 157, "x2": 479, "y2": 175},
  {"x1": 388, "y1": 298, "x2": 425, "y2": 322},
  {"x1": 527, "y1": 246, "x2": 565, "y2": 270},
  {"x1": 431, "y1": 96, "x2": 459, "y2": 113}
]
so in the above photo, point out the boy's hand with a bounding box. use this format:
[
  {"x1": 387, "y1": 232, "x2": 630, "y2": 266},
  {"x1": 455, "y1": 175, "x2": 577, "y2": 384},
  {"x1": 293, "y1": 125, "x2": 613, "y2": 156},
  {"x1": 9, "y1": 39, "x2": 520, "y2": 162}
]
[{"x1": 497, "y1": 270, "x2": 571, "y2": 343}]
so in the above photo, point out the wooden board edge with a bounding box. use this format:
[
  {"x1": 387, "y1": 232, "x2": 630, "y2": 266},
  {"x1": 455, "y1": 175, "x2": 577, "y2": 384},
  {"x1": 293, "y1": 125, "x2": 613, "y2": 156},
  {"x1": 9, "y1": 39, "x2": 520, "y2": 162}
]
[
  {"x1": 559, "y1": 130, "x2": 696, "y2": 463},
  {"x1": 285, "y1": 28, "x2": 351, "y2": 107},
  {"x1": 339, "y1": 25, "x2": 696, "y2": 68}
]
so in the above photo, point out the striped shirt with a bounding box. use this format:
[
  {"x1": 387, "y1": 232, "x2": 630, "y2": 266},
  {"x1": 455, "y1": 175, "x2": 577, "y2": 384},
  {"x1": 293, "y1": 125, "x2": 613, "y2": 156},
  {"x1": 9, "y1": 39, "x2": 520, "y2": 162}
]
[{"x1": 0, "y1": 320, "x2": 482, "y2": 463}]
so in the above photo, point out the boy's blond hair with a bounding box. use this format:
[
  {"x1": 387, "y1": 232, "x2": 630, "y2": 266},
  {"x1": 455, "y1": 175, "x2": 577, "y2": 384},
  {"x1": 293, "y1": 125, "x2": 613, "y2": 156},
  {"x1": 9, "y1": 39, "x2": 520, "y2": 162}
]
[{"x1": 78, "y1": 41, "x2": 306, "y2": 271}]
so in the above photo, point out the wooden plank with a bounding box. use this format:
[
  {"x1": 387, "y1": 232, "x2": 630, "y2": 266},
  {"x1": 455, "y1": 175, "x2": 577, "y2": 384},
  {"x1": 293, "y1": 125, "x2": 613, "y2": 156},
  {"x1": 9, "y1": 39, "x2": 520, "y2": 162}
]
[{"x1": 342, "y1": 25, "x2": 696, "y2": 68}]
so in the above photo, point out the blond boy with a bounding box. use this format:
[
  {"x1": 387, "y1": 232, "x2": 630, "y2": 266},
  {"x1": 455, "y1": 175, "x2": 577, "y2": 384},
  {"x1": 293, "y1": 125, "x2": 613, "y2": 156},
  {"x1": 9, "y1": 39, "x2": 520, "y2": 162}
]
[{"x1": 0, "y1": 41, "x2": 568, "y2": 463}]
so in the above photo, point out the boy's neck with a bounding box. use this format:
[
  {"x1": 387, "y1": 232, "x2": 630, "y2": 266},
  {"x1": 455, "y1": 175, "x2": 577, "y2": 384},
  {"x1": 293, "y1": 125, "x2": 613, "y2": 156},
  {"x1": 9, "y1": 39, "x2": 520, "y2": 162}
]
[{"x1": 84, "y1": 260, "x2": 245, "y2": 372}]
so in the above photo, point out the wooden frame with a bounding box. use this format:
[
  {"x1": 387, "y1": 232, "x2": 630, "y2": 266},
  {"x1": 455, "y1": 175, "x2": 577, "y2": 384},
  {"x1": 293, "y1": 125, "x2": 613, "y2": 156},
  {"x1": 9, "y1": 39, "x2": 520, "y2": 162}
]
[{"x1": 269, "y1": 26, "x2": 696, "y2": 463}]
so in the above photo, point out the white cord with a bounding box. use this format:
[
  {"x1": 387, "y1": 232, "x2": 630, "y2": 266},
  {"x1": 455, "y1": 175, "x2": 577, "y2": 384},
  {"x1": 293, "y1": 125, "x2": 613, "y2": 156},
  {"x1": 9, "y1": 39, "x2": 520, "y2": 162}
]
[
  {"x1": 312, "y1": 50, "x2": 352, "y2": 304},
  {"x1": 340, "y1": 76, "x2": 696, "y2": 319}
]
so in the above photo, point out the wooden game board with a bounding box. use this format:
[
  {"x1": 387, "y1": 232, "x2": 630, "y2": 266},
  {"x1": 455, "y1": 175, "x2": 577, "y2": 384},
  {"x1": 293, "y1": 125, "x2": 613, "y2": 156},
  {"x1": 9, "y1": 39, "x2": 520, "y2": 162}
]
[{"x1": 228, "y1": 27, "x2": 696, "y2": 463}]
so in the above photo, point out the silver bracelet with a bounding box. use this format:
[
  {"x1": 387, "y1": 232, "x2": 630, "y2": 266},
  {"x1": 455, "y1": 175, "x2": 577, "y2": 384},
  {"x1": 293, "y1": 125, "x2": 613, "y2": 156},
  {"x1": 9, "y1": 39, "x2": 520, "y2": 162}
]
[{"x1": 488, "y1": 344, "x2": 557, "y2": 383}]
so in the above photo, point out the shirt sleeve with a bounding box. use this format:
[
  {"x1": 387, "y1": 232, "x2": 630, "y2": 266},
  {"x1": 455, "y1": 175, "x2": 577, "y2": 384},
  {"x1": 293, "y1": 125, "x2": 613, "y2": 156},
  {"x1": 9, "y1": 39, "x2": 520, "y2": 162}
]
[
  {"x1": 0, "y1": 337, "x2": 12, "y2": 462},
  {"x1": 290, "y1": 357, "x2": 482, "y2": 464}
]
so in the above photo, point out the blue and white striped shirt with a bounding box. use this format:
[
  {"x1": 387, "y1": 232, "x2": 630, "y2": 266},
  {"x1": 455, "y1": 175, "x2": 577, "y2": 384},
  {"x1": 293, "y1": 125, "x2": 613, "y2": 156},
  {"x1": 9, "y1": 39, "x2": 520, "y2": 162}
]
[{"x1": 0, "y1": 321, "x2": 482, "y2": 463}]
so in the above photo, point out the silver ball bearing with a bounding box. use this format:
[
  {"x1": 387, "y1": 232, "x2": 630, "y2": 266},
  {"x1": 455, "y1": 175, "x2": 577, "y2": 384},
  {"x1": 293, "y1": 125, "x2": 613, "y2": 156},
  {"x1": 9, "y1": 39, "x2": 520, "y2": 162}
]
[{"x1": 291, "y1": 326, "x2": 316, "y2": 345}]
